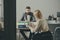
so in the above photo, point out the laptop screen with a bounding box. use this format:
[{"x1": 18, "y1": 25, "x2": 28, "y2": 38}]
[{"x1": 17, "y1": 22, "x2": 29, "y2": 28}]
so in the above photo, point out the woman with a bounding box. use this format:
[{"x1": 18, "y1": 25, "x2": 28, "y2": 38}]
[{"x1": 29, "y1": 10, "x2": 53, "y2": 40}]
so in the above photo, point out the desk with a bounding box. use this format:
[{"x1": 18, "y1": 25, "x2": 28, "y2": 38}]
[
  {"x1": 16, "y1": 22, "x2": 30, "y2": 40},
  {"x1": 48, "y1": 21, "x2": 60, "y2": 32},
  {"x1": 16, "y1": 21, "x2": 35, "y2": 40},
  {"x1": 17, "y1": 28, "x2": 30, "y2": 30},
  {"x1": 17, "y1": 28, "x2": 30, "y2": 40},
  {"x1": 48, "y1": 24, "x2": 60, "y2": 32}
]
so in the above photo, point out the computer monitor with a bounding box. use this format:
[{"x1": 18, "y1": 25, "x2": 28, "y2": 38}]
[{"x1": 57, "y1": 12, "x2": 60, "y2": 17}]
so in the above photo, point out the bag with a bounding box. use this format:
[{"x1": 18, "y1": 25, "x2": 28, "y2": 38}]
[{"x1": 32, "y1": 31, "x2": 53, "y2": 40}]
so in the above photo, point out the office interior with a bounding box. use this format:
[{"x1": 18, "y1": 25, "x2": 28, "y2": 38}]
[
  {"x1": 0, "y1": 0, "x2": 60, "y2": 40},
  {"x1": 16, "y1": 0, "x2": 60, "y2": 40}
]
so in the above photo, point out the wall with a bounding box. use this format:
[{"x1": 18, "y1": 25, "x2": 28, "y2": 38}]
[
  {"x1": 0, "y1": 0, "x2": 3, "y2": 18},
  {"x1": 16, "y1": 0, "x2": 60, "y2": 22},
  {"x1": 58, "y1": 0, "x2": 60, "y2": 12}
]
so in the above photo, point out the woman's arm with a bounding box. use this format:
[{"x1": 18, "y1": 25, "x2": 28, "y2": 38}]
[
  {"x1": 29, "y1": 22, "x2": 36, "y2": 32},
  {"x1": 29, "y1": 20, "x2": 41, "y2": 32},
  {"x1": 33, "y1": 20, "x2": 41, "y2": 32}
]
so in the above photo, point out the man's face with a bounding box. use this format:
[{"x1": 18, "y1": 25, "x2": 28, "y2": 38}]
[{"x1": 25, "y1": 9, "x2": 31, "y2": 13}]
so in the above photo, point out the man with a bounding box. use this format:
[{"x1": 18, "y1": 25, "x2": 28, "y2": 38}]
[
  {"x1": 21, "y1": 6, "x2": 35, "y2": 22},
  {"x1": 20, "y1": 6, "x2": 35, "y2": 40}
]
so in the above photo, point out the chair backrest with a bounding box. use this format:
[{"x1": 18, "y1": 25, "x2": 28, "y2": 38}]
[{"x1": 54, "y1": 27, "x2": 60, "y2": 40}]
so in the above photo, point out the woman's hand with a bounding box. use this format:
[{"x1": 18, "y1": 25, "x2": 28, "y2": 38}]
[
  {"x1": 29, "y1": 23, "x2": 33, "y2": 27},
  {"x1": 29, "y1": 23, "x2": 35, "y2": 28},
  {"x1": 29, "y1": 22, "x2": 36, "y2": 32}
]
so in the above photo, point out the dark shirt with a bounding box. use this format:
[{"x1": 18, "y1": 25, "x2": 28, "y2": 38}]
[{"x1": 21, "y1": 12, "x2": 35, "y2": 22}]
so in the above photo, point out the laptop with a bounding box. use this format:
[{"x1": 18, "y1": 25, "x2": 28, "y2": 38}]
[{"x1": 17, "y1": 22, "x2": 29, "y2": 28}]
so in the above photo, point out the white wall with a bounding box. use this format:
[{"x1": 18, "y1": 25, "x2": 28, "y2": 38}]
[
  {"x1": 16, "y1": 0, "x2": 60, "y2": 22},
  {"x1": 58, "y1": 0, "x2": 60, "y2": 12},
  {"x1": 0, "y1": 0, "x2": 3, "y2": 18}
]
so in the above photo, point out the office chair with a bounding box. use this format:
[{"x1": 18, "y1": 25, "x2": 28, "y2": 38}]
[{"x1": 54, "y1": 27, "x2": 60, "y2": 40}]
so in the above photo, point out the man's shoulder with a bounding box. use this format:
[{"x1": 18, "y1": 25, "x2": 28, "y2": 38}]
[
  {"x1": 24, "y1": 12, "x2": 33, "y2": 15},
  {"x1": 29, "y1": 12, "x2": 33, "y2": 16}
]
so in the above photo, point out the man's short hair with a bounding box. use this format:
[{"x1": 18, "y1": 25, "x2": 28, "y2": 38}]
[{"x1": 26, "y1": 6, "x2": 31, "y2": 9}]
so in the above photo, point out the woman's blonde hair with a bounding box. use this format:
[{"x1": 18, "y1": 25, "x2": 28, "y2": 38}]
[{"x1": 34, "y1": 10, "x2": 42, "y2": 19}]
